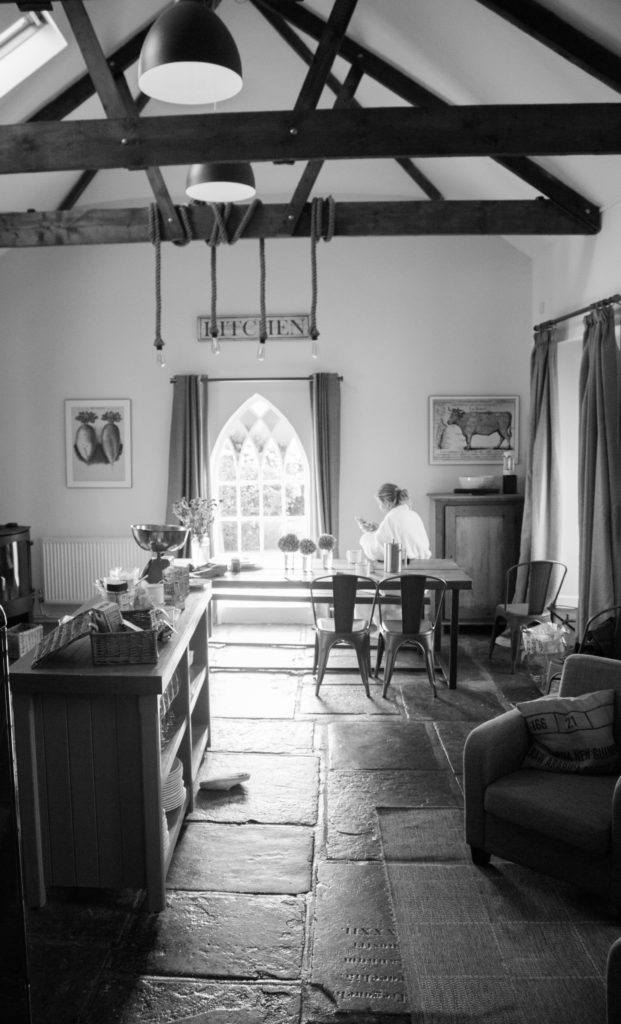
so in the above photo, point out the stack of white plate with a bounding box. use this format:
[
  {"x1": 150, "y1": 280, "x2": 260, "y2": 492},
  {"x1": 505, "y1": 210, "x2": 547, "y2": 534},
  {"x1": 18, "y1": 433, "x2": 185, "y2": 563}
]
[{"x1": 162, "y1": 757, "x2": 185, "y2": 812}]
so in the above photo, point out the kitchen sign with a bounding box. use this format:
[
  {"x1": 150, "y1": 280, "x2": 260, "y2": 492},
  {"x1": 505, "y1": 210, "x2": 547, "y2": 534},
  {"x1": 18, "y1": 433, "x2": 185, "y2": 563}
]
[{"x1": 197, "y1": 314, "x2": 310, "y2": 342}]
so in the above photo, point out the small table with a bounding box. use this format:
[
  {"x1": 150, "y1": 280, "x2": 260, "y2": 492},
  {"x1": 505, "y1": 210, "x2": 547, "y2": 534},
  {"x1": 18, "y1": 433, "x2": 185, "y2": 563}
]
[{"x1": 211, "y1": 558, "x2": 472, "y2": 689}]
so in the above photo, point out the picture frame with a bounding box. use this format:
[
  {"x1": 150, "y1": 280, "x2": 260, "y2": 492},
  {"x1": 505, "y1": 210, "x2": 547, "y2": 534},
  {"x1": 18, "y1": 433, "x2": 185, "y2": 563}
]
[
  {"x1": 65, "y1": 398, "x2": 132, "y2": 487},
  {"x1": 429, "y1": 395, "x2": 519, "y2": 465}
]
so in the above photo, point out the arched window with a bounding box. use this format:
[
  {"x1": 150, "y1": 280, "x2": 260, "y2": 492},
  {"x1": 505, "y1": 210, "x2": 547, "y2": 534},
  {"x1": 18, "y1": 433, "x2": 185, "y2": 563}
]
[{"x1": 212, "y1": 395, "x2": 311, "y2": 559}]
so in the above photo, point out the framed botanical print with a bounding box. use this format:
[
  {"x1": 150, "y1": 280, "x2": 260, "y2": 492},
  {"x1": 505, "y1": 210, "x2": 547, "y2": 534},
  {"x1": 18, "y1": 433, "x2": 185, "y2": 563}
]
[{"x1": 65, "y1": 398, "x2": 132, "y2": 487}]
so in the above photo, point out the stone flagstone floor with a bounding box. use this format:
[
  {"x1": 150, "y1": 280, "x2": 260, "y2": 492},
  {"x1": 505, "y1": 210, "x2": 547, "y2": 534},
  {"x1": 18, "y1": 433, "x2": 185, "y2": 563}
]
[{"x1": 22, "y1": 622, "x2": 611, "y2": 1023}]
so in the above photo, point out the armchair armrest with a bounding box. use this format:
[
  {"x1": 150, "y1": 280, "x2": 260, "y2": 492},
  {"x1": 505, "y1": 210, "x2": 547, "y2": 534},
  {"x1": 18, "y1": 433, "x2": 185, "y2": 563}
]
[{"x1": 463, "y1": 708, "x2": 530, "y2": 849}]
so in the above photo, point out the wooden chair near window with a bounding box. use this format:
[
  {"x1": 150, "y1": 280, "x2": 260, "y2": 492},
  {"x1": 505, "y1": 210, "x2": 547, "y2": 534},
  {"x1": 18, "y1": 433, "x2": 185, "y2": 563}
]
[
  {"x1": 374, "y1": 573, "x2": 447, "y2": 698},
  {"x1": 489, "y1": 559, "x2": 567, "y2": 673},
  {"x1": 309, "y1": 573, "x2": 377, "y2": 697}
]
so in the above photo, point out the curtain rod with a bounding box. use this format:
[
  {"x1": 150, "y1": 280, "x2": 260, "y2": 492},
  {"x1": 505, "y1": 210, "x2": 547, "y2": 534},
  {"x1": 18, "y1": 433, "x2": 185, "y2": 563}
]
[
  {"x1": 534, "y1": 292, "x2": 621, "y2": 333},
  {"x1": 170, "y1": 375, "x2": 343, "y2": 383}
]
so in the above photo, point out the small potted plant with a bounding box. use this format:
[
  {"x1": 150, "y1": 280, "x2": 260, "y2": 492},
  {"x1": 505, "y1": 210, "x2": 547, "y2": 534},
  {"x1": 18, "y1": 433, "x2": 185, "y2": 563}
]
[
  {"x1": 299, "y1": 537, "x2": 317, "y2": 573},
  {"x1": 172, "y1": 496, "x2": 219, "y2": 565},
  {"x1": 278, "y1": 532, "x2": 300, "y2": 572},
  {"x1": 317, "y1": 533, "x2": 337, "y2": 570}
]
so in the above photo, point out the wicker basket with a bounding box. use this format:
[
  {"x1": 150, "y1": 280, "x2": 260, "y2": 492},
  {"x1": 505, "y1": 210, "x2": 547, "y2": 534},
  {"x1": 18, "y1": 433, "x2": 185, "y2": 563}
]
[
  {"x1": 7, "y1": 623, "x2": 44, "y2": 661},
  {"x1": 122, "y1": 607, "x2": 160, "y2": 630},
  {"x1": 90, "y1": 627, "x2": 158, "y2": 665}
]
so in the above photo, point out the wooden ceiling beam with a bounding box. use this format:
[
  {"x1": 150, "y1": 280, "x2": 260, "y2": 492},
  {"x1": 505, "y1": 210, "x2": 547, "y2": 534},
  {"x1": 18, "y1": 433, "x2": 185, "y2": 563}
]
[
  {"x1": 0, "y1": 200, "x2": 599, "y2": 247},
  {"x1": 472, "y1": 0, "x2": 621, "y2": 96},
  {"x1": 293, "y1": 0, "x2": 359, "y2": 113},
  {"x1": 60, "y1": 0, "x2": 184, "y2": 240},
  {"x1": 29, "y1": 20, "x2": 151, "y2": 122},
  {"x1": 0, "y1": 105, "x2": 618, "y2": 178},
  {"x1": 250, "y1": 0, "x2": 443, "y2": 212},
  {"x1": 282, "y1": 64, "x2": 362, "y2": 234},
  {"x1": 255, "y1": 0, "x2": 596, "y2": 228}
]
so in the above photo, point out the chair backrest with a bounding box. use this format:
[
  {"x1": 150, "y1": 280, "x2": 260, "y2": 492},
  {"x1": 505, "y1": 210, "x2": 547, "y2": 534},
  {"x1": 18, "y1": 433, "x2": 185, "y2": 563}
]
[
  {"x1": 560, "y1": 653, "x2": 621, "y2": 747},
  {"x1": 578, "y1": 606, "x2": 621, "y2": 660},
  {"x1": 309, "y1": 573, "x2": 377, "y2": 632},
  {"x1": 376, "y1": 573, "x2": 447, "y2": 632},
  {"x1": 506, "y1": 560, "x2": 567, "y2": 614}
]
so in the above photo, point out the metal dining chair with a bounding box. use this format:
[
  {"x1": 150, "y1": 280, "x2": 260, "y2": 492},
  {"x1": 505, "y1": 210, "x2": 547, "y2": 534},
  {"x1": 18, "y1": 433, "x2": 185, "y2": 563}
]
[
  {"x1": 374, "y1": 573, "x2": 447, "y2": 698},
  {"x1": 309, "y1": 572, "x2": 377, "y2": 697},
  {"x1": 489, "y1": 559, "x2": 567, "y2": 673}
]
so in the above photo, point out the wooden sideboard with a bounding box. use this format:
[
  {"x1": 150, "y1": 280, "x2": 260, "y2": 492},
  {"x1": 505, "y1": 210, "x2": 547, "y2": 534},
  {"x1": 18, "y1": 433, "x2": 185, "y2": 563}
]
[
  {"x1": 10, "y1": 589, "x2": 211, "y2": 912},
  {"x1": 428, "y1": 493, "x2": 524, "y2": 624}
]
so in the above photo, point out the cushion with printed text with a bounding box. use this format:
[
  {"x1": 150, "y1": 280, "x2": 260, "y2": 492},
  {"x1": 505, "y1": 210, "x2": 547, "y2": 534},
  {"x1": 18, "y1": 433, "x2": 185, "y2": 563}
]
[{"x1": 516, "y1": 689, "x2": 621, "y2": 774}]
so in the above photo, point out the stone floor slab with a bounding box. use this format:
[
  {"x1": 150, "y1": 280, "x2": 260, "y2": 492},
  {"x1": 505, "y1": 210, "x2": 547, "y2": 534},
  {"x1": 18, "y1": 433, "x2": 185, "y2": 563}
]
[
  {"x1": 311, "y1": 861, "x2": 408, "y2": 1016},
  {"x1": 299, "y1": 681, "x2": 401, "y2": 716},
  {"x1": 433, "y1": 720, "x2": 478, "y2": 775},
  {"x1": 189, "y1": 751, "x2": 319, "y2": 825},
  {"x1": 327, "y1": 769, "x2": 460, "y2": 860},
  {"x1": 328, "y1": 721, "x2": 445, "y2": 770},
  {"x1": 376, "y1": 806, "x2": 467, "y2": 862},
  {"x1": 397, "y1": 677, "x2": 506, "y2": 721},
  {"x1": 28, "y1": 943, "x2": 108, "y2": 1024},
  {"x1": 113, "y1": 890, "x2": 305, "y2": 979},
  {"x1": 86, "y1": 976, "x2": 301, "y2": 1024},
  {"x1": 209, "y1": 672, "x2": 298, "y2": 719},
  {"x1": 210, "y1": 718, "x2": 315, "y2": 753},
  {"x1": 209, "y1": 643, "x2": 308, "y2": 669},
  {"x1": 167, "y1": 822, "x2": 314, "y2": 894}
]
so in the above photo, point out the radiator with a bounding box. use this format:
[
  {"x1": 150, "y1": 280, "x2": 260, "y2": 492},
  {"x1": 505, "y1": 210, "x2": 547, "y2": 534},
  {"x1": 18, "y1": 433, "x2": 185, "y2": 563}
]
[{"x1": 42, "y1": 537, "x2": 148, "y2": 604}]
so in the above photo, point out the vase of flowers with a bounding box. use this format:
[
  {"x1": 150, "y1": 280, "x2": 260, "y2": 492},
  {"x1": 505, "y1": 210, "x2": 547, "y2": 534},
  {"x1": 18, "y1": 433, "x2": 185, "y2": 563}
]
[
  {"x1": 317, "y1": 533, "x2": 336, "y2": 570},
  {"x1": 299, "y1": 537, "x2": 317, "y2": 573},
  {"x1": 172, "y1": 496, "x2": 219, "y2": 566},
  {"x1": 278, "y1": 532, "x2": 300, "y2": 572}
]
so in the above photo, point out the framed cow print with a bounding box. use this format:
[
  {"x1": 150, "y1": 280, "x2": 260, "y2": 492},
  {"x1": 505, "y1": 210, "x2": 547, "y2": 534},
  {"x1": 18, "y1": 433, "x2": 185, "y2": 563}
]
[{"x1": 428, "y1": 395, "x2": 519, "y2": 465}]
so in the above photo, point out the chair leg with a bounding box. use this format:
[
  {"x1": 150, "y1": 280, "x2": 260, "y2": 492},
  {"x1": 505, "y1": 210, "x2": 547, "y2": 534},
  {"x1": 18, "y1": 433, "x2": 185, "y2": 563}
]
[
  {"x1": 312, "y1": 634, "x2": 318, "y2": 674},
  {"x1": 315, "y1": 640, "x2": 332, "y2": 696},
  {"x1": 353, "y1": 637, "x2": 371, "y2": 698},
  {"x1": 422, "y1": 644, "x2": 437, "y2": 698},
  {"x1": 489, "y1": 616, "x2": 506, "y2": 660},
  {"x1": 381, "y1": 642, "x2": 399, "y2": 698},
  {"x1": 510, "y1": 627, "x2": 521, "y2": 674},
  {"x1": 375, "y1": 632, "x2": 385, "y2": 678}
]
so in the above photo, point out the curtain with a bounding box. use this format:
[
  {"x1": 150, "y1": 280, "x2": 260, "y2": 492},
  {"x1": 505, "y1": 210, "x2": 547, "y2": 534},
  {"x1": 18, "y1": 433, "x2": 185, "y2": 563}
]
[
  {"x1": 578, "y1": 306, "x2": 620, "y2": 636},
  {"x1": 309, "y1": 372, "x2": 341, "y2": 547},
  {"x1": 518, "y1": 330, "x2": 561, "y2": 582},
  {"x1": 166, "y1": 375, "x2": 210, "y2": 548}
]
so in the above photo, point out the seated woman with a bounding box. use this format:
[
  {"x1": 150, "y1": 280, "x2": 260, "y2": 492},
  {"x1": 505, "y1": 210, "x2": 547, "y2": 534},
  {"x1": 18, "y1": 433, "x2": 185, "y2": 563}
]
[{"x1": 356, "y1": 482, "x2": 431, "y2": 562}]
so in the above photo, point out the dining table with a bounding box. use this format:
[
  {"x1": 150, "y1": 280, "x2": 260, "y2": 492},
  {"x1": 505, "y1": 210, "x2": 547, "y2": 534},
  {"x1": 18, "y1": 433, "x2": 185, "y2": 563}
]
[{"x1": 209, "y1": 557, "x2": 473, "y2": 689}]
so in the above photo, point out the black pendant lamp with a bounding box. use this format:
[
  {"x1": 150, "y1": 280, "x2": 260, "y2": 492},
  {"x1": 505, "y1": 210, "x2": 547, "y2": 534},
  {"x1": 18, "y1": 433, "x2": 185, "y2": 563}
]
[
  {"x1": 138, "y1": 0, "x2": 243, "y2": 105},
  {"x1": 186, "y1": 161, "x2": 256, "y2": 203}
]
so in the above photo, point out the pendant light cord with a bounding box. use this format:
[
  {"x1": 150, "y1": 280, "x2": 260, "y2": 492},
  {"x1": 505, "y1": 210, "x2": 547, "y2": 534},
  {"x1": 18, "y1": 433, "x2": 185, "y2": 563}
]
[
  {"x1": 149, "y1": 203, "x2": 165, "y2": 364},
  {"x1": 259, "y1": 237, "x2": 267, "y2": 342},
  {"x1": 309, "y1": 196, "x2": 335, "y2": 346}
]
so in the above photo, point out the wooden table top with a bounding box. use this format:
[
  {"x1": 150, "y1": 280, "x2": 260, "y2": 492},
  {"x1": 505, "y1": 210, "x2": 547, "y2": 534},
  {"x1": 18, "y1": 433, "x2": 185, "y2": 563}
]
[{"x1": 211, "y1": 558, "x2": 472, "y2": 590}]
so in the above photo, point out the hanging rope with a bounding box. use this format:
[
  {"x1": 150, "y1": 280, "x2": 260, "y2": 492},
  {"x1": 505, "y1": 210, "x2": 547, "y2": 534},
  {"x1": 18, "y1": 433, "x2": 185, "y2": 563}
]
[
  {"x1": 257, "y1": 236, "x2": 267, "y2": 361},
  {"x1": 200, "y1": 200, "x2": 262, "y2": 354},
  {"x1": 309, "y1": 196, "x2": 336, "y2": 358},
  {"x1": 172, "y1": 204, "x2": 193, "y2": 246},
  {"x1": 149, "y1": 203, "x2": 165, "y2": 366}
]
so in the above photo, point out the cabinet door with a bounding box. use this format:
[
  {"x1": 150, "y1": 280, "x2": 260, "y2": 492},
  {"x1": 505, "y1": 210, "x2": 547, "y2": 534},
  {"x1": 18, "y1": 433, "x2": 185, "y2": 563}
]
[{"x1": 444, "y1": 503, "x2": 521, "y2": 621}]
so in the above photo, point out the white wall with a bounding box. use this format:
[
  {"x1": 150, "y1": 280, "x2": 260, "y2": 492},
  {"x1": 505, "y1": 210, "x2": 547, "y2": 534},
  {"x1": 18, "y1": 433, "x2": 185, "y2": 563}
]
[
  {"x1": 532, "y1": 202, "x2": 621, "y2": 605},
  {"x1": 0, "y1": 233, "x2": 532, "y2": 593}
]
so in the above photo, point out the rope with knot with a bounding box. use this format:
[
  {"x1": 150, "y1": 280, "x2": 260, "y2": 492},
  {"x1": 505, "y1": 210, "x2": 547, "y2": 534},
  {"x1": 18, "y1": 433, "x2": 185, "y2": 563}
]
[
  {"x1": 309, "y1": 196, "x2": 335, "y2": 355},
  {"x1": 149, "y1": 204, "x2": 165, "y2": 366},
  {"x1": 205, "y1": 199, "x2": 261, "y2": 352}
]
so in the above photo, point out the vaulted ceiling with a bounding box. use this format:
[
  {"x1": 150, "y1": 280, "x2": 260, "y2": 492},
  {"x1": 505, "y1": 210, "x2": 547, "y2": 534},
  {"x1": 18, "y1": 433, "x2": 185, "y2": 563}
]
[{"x1": 0, "y1": 0, "x2": 619, "y2": 253}]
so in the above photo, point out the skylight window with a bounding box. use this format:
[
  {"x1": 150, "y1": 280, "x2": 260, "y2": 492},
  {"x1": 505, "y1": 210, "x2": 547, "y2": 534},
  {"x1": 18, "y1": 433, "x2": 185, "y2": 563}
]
[{"x1": 0, "y1": 11, "x2": 66, "y2": 100}]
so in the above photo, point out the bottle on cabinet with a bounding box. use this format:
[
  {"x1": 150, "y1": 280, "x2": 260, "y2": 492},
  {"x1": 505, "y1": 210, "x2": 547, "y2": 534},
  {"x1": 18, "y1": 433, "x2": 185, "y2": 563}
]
[{"x1": 502, "y1": 452, "x2": 517, "y2": 494}]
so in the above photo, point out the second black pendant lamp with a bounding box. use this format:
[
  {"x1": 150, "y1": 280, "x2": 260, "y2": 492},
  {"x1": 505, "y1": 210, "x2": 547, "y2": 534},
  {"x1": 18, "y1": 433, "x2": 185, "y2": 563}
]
[
  {"x1": 186, "y1": 161, "x2": 256, "y2": 203},
  {"x1": 138, "y1": 0, "x2": 243, "y2": 105}
]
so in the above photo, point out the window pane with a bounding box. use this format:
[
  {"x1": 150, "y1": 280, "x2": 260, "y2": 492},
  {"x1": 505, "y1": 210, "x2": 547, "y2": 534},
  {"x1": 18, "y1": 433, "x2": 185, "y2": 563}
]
[
  {"x1": 240, "y1": 484, "x2": 259, "y2": 516},
  {"x1": 285, "y1": 516, "x2": 306, "y2": 536},
  {"x1": 218, "y1": 449, "x2": 236, "y2": 482},
  {"x1": 239, "y1": 441, "x2": 258, "y2": 480},
  {"x1": 263, "y1": 484, "x2": 282, "y2": 516},
  {"x1": 263, "y1": 519, "x2": 282, "y2": 551},
  {"x1": 285, "y1": 440, "x2": 304, "y2": 477},
  {"x1": 221, "y1": 521, "x2": 238, "y2": 552},
  {"x1": 241, "y1": 521, "x2": 260, "y2": 551},
  {"x1": 262, "y1": 440, "x2": 282, "y2": 480},
  {"x1": 218, "y1": 484, "x2": 237, "y2": 516},
  {"x1": 286, "y1": 482, "x2": 305, "y2": 515}
]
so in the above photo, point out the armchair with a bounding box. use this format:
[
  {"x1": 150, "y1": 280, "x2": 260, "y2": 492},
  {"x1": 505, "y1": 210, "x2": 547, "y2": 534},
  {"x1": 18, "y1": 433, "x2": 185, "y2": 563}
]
[{"x1": 464, "y1": 654, "x2": 621, "y2": 908}]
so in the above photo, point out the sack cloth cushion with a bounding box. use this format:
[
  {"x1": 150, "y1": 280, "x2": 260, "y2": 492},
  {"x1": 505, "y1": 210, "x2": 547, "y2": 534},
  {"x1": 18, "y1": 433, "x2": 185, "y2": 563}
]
[
  {"x1": 484, "y1": 768, "x2": 618, "y2": 853},
  {"x1": 516, "y1": 689, "x2": 621, "y2": 774}
]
